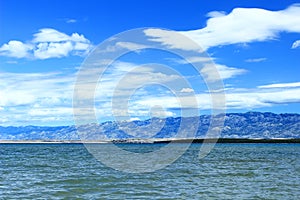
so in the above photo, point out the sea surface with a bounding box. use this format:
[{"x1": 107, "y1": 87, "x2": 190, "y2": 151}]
[{"x1": 1, "y1": 143, "x2": 299, "y2": 199}]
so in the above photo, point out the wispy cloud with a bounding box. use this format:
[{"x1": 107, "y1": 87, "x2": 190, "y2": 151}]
[
  {"x1": 87, "y1": 61, "x2": 299, "y2": 119},
  {"x1": 225, "y1": 87, "x2": 300, "y2": 109},
  {"x1": 258, "y1": 82, "x2": 300, "y2": 89},
  {"x1": 144, "y1": 4, "x2": 300, "y2": 51},
  {"x1": 144, "y1": 28, "x2": 202, "y2": 51},
  {"x1": 6, "y1": 60, "x2": 18, "y2": 64},
  {"x1": 245, "y1": 58, "x2": 267, "y2": 63},
  {"x1": 201, "y1": 63, "x2": 247, "y2": 82},
  {"x1": 1, "y1": 65, "x2": 300, "y2": 125},
  {"x1": 115, "y1": 42, "x2": 149, "y2": 51},
  {"x1": 0, "y1": 28, "x2": 93, "y2": 59},
  {"x1": 168, "y1": 57, "x2": 246, "y2": 82},
  {"x1": 58, "y1": 18, "x2": 78, "y2": 23},
  {"x1": 0, "y1": 72, "x2": 75, "y2": 125},
  {"x1": 169, "y1": 56, "x2": 213, "y2": 64},
  {"x1": 66, "y1": 19, "x2": 77, "y2": 23},
  {"x1": 135, "y1": 86, "x2": 300, "y2": 111}
]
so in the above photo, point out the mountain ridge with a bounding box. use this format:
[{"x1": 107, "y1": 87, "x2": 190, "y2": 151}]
[{"x1": 0, "y1": 112, "x2": 299, "y2": 140}]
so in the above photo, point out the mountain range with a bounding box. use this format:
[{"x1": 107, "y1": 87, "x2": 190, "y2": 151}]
[{"x1": 0, "y1": 112, "x2": 299, "y2": 140}]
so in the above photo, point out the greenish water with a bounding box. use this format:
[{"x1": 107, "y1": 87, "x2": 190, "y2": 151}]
[{"x1": 1, "y1": 143, "x2": 299, "y2": 199}]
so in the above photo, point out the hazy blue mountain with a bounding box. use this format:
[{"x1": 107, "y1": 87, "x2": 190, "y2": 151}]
[{"x1": 0, "y1": 112, "x2": 299, "y2": 140}]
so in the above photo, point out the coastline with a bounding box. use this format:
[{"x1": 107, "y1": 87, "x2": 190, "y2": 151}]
[{"x1": 1, "y1": 138, "x2": 300, "y2": 144}]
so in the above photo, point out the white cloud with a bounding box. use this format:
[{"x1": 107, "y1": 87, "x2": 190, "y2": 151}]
[
  {"x1": 225, "y1": 87, "x2": 300, "y2": 109},
  {"x1": 168, "y1": 57, "x2": 246, "y2": 83},
  {"x1": 0, "y1": 72, "x2": 75, "y2": 125},
  {"x1": 0, "y1": 72, "x2": 74, "y2": 107},
  {"x1": 148, "y1": 108, "x2": 175, "y2": 118},
  {"x1": 33, "y1": 28, "x2": 89, "y2": 43},
  {"x1": 201, "y1": 63, "x2": 247, "y2": 82},
  {"x1": 168, "y1": 57, "x2": 246, "y2": 82},
  {"x1": 128, "y1": 117, "x2": 141, "y2": 122},
  {"x1": 66, "y1": 19, "x2": 77, "y2": 23},
  {"x1": 145, "y1": 4, "x2": 300, "y2": 51},
  {"x1": 144, "y1": 28, "x2": 202, "y2": 51},
  {"x1": 28, "y1": 107, "x2": 73, "y2": 116},
  {"x1": 96, "y1": 41, "x2": 149, "y2": 53},
  {"x1": 0, "y1": 28, "x2": 92, "y2": 59},
  {"x1": 0, "y1": 61, "x2": 247, "y2": 125},
  {"x1": 116, "y1": 42, "x2": 149, "y2": 51},
  {"x1": 291, "y1": 40, "x2": 300, "y2": 49},
  {"x1": 134, "y1": 86, "x2": 300, "y2": 111},
  {"x1": 171, "y1": 56, "x2": 213, "y2": 64},
  {"x1": 74, "y1": 60, "x2": 190, "y2": 121},
  {"x1": 0, "y1": 40, "x2": 33, "y2": 58},
  {"x1": 34, "y1": 41, "x2": 73, "y2": 59},
  {"x1": 6, "y1": 60, "x2": 18, "y2": 64},
  {"x1": 180, "y1": 88, "x2": 194, "y2": 93},
  {"x1": 258, "y1": 82, "x2": 300, "y2": 89},
  {"x1": 1, "y1": 68, "x2": 299, "y2": 125},
  {"x1": 98, "y1": 61, "x2": 181, "y2": 90},
  {"x1": 33, "y1": 28, "x2": 69, "y2": 43},
  {"x1": 206, "y1": 11, "x2": 227, "y2": 18},
  {"x1": 245, "y1": 58, "x2": 267, "y2": 63}
]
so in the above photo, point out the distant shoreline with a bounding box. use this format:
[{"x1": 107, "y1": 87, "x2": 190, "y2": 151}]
[{"x1": 1, "y1": 138, "x2": 300, "y2": 144}]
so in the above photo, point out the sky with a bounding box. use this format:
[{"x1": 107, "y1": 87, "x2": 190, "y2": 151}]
[{"x1": 0, "y1": 0, "x2": 300, "y2": 126}]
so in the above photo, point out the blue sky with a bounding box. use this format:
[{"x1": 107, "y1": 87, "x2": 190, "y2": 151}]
[{"x1": 0, "y1": 0, "x2": 300, "y2": 126}]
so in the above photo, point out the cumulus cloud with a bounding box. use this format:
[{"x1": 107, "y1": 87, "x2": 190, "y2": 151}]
[
  {"x1": 0, "y1": 40, "x2": 33, "y2": 58},
  {"x1": 291, "y1": 40, "x2": 300, "y2": 49},
  {"x1": 0, "y1": 28, "x2": 92, "y2": 59},
  {"x1": 33, "y1": 28, "x2": 89, "y2": 43},
  {"x1": 145, "y1": 4, "x2": 300, "y2": 51},
  {"x1": 34, "y1": 41, "x2": 73, "y2": 59}
]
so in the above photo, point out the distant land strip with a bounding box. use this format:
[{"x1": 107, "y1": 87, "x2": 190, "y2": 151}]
[
  {"x1": 1, "y1": 112, "x2": 299, "y2": 140},
  {"x1": 1, "y1": 138, "x2": 300, "y2": 144}
]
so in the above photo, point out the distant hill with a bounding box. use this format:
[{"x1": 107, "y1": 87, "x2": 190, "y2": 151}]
[{"x1": 0, "y1": 112, "x2": 299, "y2": 140}]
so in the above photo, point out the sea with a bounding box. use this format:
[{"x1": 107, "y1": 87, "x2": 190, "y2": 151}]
[{"x1": 1, "y1": 143, "x2": 299, "y2": 199}]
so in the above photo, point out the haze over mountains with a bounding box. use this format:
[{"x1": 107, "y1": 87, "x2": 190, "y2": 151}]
[{"x1": 0, "y1": 112, "x2": 299, "y2": 140}]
